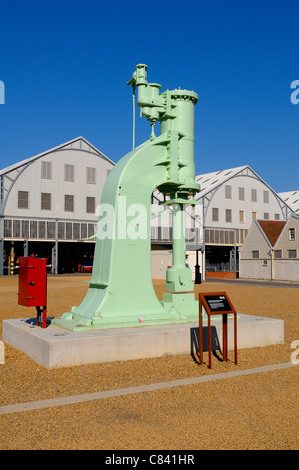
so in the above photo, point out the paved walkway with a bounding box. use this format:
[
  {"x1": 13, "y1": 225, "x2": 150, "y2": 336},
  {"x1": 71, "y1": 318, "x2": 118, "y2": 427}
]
[
  {"x1": 1, "y1": 361, "x2": 296, "y2": 415},
  {"x1": 205, "y1": 278, "x2": 299, "y2": 289}
]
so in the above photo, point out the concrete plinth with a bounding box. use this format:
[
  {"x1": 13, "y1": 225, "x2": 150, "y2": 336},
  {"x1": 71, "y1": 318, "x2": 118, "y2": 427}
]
[{"x1": 2, "y1": 313, "x2": 284, "y2": 369}]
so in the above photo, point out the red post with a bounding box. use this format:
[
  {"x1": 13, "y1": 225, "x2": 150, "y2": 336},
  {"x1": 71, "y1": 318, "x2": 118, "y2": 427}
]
[
  {"x1": 199, "y1": 297, "x2": 203, "y2": 365},
  {"x1": 208, "y1": 312, "x2": 212, "y2": 369},
  {"x1": 234, "y1": 313, "x2": 238, "y2": 365},
  {"x1": 18, "y1": 257, "x2": 48, "y2": 328},
  {"x1": 222, "y1": 313, "x2": 228, "y2": 362}
]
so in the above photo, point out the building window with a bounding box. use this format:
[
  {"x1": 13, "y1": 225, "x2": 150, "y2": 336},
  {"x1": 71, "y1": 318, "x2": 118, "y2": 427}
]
[
  {"x1": 66, "y1": 223, "x2": 72, "y2": 239},
  {"x1": 21, "y1": 220, "x2": 29, "y2": 238},
  {"x1": 58, "y1": 222, "x2": 65, "y2": 239},
  {"x1": 212, "y1": 207, "x2": 219, "y2": 222},
  {"x1": 252, "y1": 250, "x2": 259, "y2": 259},
  {"x1": 4, "y1": 219, "x2": 12, "y2": 237},
  {"x1": 289, "y1": 228, "x2": 296, "y2": 240},
  {"x1": 87, "y1": 167, "x2": 96, "y2": 184},
  {"x1": 86, "y1": 196, "x2": 96, "y2": 214},
  {"x1": 81, "y1": 223, "x2": 87, "y2": 239},
  {"x1": 263, "y1": 259, "x2": 268, "y2": 266},
  {"x1": 239, "y1": 187, "x2": 245, "y2": 201},
  {"x1": 274, "y1": 250, "x2": 282, "y2": 259},
  {"x1": 47, "y1": 222, "x2": 56, "y2": 239},
  {"x1": 30, "y1": 221, "x2": 38, "y2": 238},
  {"x1": 18, "y1": 191, "x2": 29, "y2": 209},
  {"x1": 252, "y1": 212, "x2": 257, "y2": 221},
  {"x1": 41, "y1": 161, "x2": 52, "y2": 179},
  {"x1": 65, "y1": 194, "x2": 74, "y2": 212},
  {"x1": 263, "y1": 190, "x2": 269, "y2": 203},
  {"x1": 275, "y1": 214, "x2": 280, "y2": 220},
  {"x1": 13, "y1": 220, "x2": 20, "y2": 237},
  {"x1": 73, "y1": 223, "x2": 80, "y2": 239},
  {"x1": 41, "y1": 193, "x2": 51, "y2": 210},
  {"x1": 251, "y1": 189, "x2": 257, "y2": 202},
  {"x1": 88, "y1": 224, "x2": 95, "y2": 237},
  {"x1": 64, "y1": 164, "x2": 75, "y2": 182},
  {"x1": 38, "y1": 221, "x2": 46, "y2": 239},
  {"x1": 225, "y1": 185, "x2": 232, "y2": 199},
  {"x1": 225, "y1": 209, "x2": 232, "y2": 223},
  {"x1": 163, "y1": 227, "x2": 170, "y2": 241},
  {"x1": 239, "y1": 211, "x2": 245, "y2": 223},
  {"x1": 205, "y1": 228, "x2": 236, "y2": 245},
  {"x1": 237, "y1": 229, "x2": 248, "y2": 244},
  {"x1": 288, "y1": 249, "x2": 297, "y2": 259},
  {"x1": 264, "y1": 213, "x2": 269, "y2": 220}
]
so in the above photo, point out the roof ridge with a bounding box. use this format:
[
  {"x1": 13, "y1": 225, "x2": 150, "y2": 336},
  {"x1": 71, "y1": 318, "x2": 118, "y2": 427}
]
[{"x1": 0, "y1": 137, "x2": 114, "y2": 175}]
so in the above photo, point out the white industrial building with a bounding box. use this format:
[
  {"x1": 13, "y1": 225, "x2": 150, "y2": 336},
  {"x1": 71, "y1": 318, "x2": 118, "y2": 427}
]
[
  {"x1": 239, "y1": 214, "x2": 299, "y2": 281},
  {"x1": 197, "y1": 165, "x2": 292, "y2": 276},
  {"x1": 148, "y1": 165, "x2": 294, "y2": 280},
  {"x1": 189, "y1": 165, "x2": 292, "y2": 279},
  {"x1": 0, "y1": 137, "x2": 114, "y2": 275}
]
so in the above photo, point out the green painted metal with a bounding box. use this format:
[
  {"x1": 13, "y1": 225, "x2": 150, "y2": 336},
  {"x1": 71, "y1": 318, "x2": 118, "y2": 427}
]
[{"x1": 52, "y1": 64, "x2": 201, "y2": 331}]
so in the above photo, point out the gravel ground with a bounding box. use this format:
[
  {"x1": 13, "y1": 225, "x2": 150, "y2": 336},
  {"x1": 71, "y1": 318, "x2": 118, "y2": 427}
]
[{"x1": 0, "y1": 274, "x2": 298, "y2": 450}]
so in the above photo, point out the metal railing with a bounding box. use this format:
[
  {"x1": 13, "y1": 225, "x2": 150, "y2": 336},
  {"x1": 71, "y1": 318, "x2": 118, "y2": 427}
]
[{"x1": 206, "y1": 262, "x2": 239, "y2": 272}]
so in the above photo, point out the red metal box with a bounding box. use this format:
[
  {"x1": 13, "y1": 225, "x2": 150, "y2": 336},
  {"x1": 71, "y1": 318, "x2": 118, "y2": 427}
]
[{"x1": 18, "y1": 257, "x2": 47, "y2": 307}]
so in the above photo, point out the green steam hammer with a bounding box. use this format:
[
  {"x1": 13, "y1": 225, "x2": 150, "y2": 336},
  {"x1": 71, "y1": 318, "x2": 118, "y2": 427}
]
[{"x1": 52, "y1": 64, "x2": 201, "y2": 331}]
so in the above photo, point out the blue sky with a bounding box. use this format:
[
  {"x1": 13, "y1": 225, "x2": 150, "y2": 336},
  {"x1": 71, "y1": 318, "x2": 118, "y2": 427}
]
[{"x1": 0, "y1": 0, "x2": 298, "y2": 192}]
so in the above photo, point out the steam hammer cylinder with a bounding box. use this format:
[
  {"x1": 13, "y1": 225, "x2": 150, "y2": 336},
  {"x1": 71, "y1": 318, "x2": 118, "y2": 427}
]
[
  {"x1": 160, "y1": 89, "x2": 198, "y2": 190},
  {"x1": 127, "y1": 65, "x2": 199, "y2": 191}
]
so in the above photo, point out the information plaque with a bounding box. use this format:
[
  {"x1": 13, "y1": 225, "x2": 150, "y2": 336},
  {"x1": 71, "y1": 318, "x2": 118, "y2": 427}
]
[
  {"x1": 198, "y1": 292, "x2": 237, "y2": 369},
  {"x1": 199, "y1": 293, "x2": 236, "y2": 315}
]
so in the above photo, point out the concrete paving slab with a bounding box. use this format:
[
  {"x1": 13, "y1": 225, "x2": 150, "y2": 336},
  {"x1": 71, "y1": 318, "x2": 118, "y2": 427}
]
[{"x1": 2, "y1": 313, "x2": 284, "y2": 369}]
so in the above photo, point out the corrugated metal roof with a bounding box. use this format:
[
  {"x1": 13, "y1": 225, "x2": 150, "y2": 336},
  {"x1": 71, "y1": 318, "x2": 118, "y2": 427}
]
[
  {"x1": 0, "y1": 136, "x2": 114, "y2": 176},
  {"x1": 278, "y1": 191, "x2": 299, "y2": 214},
  {"x1": 195, "y1": 165, "x2": 247, "y2": 198},
  {"x1": 195, "y1": 166, "x2": 294, "y2": 217}
]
